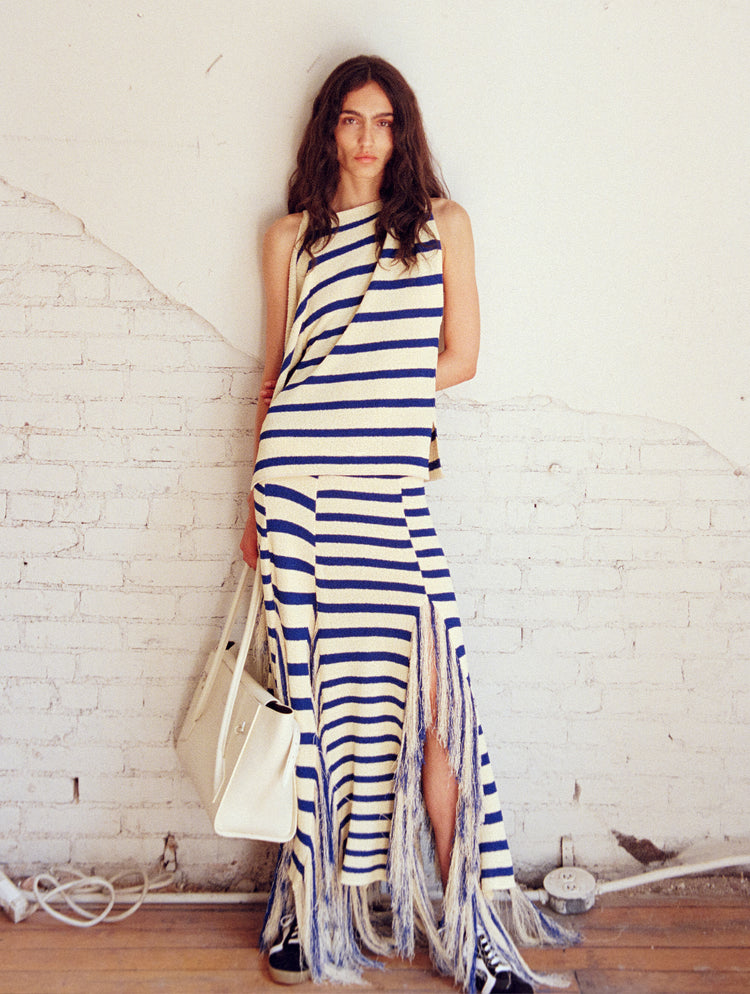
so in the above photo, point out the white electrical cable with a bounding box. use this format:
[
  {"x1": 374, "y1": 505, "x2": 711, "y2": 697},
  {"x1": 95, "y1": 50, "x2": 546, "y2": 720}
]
[
  {"x1": 595, "y1": 854, "x2": 750, "y2": 895},
  {"x1": 29, "y1": 867, "x2": 175, "y2": 927},
  {"x1": 10, "y1": 853, "x2": 749, "y2": 927}
]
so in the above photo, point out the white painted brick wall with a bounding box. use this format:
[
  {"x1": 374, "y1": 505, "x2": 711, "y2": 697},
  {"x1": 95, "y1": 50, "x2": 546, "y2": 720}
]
[{"x1": 1, "y1": 176, "x2": 749, "y2": 889}]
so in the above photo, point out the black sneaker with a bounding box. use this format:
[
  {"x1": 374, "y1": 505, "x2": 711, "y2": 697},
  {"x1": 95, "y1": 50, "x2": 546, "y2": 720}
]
[
  {"x1": 475, "y1": 929, "x2": 534, "y2": 993},
  {"x1": 268, "y1": 913, "x2": 311, "y2": 985}
]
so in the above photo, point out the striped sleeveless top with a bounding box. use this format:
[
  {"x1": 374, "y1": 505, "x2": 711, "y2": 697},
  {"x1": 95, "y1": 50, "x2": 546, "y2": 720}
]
[{"x1": 252, "y1": 200, "x2": 444, "y2": 486}]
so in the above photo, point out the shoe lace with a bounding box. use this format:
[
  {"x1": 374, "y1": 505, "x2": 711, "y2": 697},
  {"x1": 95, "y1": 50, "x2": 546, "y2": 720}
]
[
  {"x1": 478, "y1": 929, "x2": 506, "y2": 975},
  {"x1": 280, "y1": 913, "x2": 299, "y2": 944}
]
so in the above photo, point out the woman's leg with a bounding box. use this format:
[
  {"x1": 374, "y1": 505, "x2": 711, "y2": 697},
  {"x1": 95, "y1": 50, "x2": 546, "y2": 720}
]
[{"x1": 422, "y1": 727, "x2": 459, "y2": 889}]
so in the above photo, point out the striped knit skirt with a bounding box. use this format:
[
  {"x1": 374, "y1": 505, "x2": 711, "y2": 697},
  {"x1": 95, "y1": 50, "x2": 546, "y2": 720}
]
[{"x1": 253, "y1": 476, "x2": 572, "y2": 990}]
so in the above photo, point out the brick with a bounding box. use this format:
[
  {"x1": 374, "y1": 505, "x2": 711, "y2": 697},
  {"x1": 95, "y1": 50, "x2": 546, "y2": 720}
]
[
  {"x1": 623, "y1": 503, "x2": 668, "y2": 531},
  {"x1": 0, "y1": 304, "x2": 25, "y2": 331},
  {"x1": 23, "y1": 804, "x2": 121, "y2": 837},
  {"x1": 726, "y1": 567, "x2": 750, "y2": 593},
  {"x1": 1, "y1": 334, "x2": 83, "y2": 366},
  {"x1": 0, "y1": 805, "x2": 21, "y2": 835},
  {"x1": 689, "y1": 594, "x2": 750, "y2": 627},
  {"x1": 101, "y1": 497, "x2": 149, "y2": 526},
  {"x1": 463, "y1": 624, "x2": 522, "y2": 654},
  {"x1": 184, "y1": 398, "x2": 254, "y2": 430},
  {"x1": 3, "y1": 455, "x2": 84, "y2": 499},
  {"x1": 0, "y1": 587, "x2": 77, "y2": 618},
  {"x1": 526, "y1": 564, "x2": 621, "y2": 592},
  {"x1": 710, "y1": 503, "x2": 750, "y2": 531},
  {"x1": 584, "y1": 594, "x2": 689, "y2": 628},
  {"x1": 80, "y1": 589, "x2": 177, "y2": 621},
  {"x1": 5, "y1": 709, "x2": 78, "y2": 742},
  {"x1": 86, "y1": 336, "x2": 189, "y2": 368},
  {"x1": 32, "y1": 235, "x2": 122, "y2": 267},
  {"x1": 0, "y1": 233, "x2": 35, "y2": 265},
  {"x1": 28, "y1": 432, "x2": 126, "y2": 464},
  {"x1": 685, "y1": 535, "x2": 750, "y2": 563},
  {"x1": 12, "y1": 267, "x2": 66, "y2": 299},
  {"x1": 68, "y1": 270, "x2": 109, "y2": 301},
  {"x1": 0, "y1": 523, "x2": 78, "y2": 554},
  {"x1": 0, "y1": 774, "x2": 76, "y2": 804},
  {"x1": 130, "y1": 306, "x2": 206, "y2": 340},
  {"x1": 451, "y1": 561, "x2": 522, "y2": 592},
  {"x1": 528, "y1": 626, "x2": 628, "y2": 656},
  {"x1": 0, "y1": 558, "x2": 21, "y2": 586},
  {"x1": 527, "y1": 440, "x2": 600, "y2": 473},
  {"x1": 585, "y1": 472, "x2": 681, "y2": 501},
  {"x1": 178, "y1": 466, "x2": 250, "y2": 496},
  {"x1": 125, "y1": 621, "x2": 215, "y2": 652},
  {"x1": 490, "y1": 532, "x2": 586, "y2": 561},
  {"x1": 27, "y1": 304, "x2": 129, "y2": 335},
  {"x1": 488, "y1": 467, "x2": 580, "y2": 501},
  {"x1": 639, "y1": 441, "x2": 733, "y2": 472},
  {"x1": 0, "y1": 369, "x2": 25, "y2": 397},
  {"x1": 625, "y1": 566, "x2": 721, "y2": 594},
  {"x1": 7, "y1": 495, "x2": 56, "y2": 522},
  {"x1": 24, "y1": 619, "x2": 124, "y2": 651},
  {"x1": 634, "y1": 626, "x2": 728, "y2": 657},
  {"x1": 484, "y1": 591, "x2": 579, "y2": 624},
  {"x1": 0, "y1": 619, "x2": 21, "y2": 649},
  {"x1": 681, "y1": 473, "x2": 750, "y2": 501},
  {"x1": 0, "y1": 434, "x2": 23, "y2": 459},
  {"x1": 148, "y1": 496, "x2": 196, "y2": 527},
  {"x1": 434, "y1": 403, "x2": 487, "y2": 438},
  {"x1": 0, "y1": 399, "x2": 81, "y2": 430},
  {"x1": 130, "y1": 369, "x2": 227, "y2": 400},
  {"x1": 27, "y1": 367, "x2": 125, "y2": 399},
  {"x1": 53, "y1": 496, "x2": 102, "y2": 523},
  {"x1": 78, "y1": 464, "x2": 180, "y2": 496},
  {"x1": 185, "y1": 528, "x2": 244, "y2": 561},
  {"x1": 128, "y1": 559, "x2": 230, "y2": 589},
  {"x1": 76, "y1": 649, "x2": 149, "y2": 680},
  {"x1": 83, "y1": 527, "x2": 181, "y2": 559}
]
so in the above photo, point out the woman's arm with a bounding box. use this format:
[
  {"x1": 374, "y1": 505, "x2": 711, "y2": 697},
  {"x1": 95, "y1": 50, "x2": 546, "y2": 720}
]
[
  {"x1": 251, "y1": 213, "x2": 303, "y2": 463},
  {"x1": 240, "y1": 213, "x2": 301, "y2": 567},
  {"x1": 433, "y1": 199, "x2": 481, "y2": 391}
]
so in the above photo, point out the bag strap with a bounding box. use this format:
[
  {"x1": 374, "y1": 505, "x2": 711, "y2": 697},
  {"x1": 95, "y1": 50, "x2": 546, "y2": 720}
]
[
  {"x1": 191, "y1": 562, "x2": 252, "y2": 722},
  {"x1": 213, "y1": 566, "x2": 264, "y2": 795}
]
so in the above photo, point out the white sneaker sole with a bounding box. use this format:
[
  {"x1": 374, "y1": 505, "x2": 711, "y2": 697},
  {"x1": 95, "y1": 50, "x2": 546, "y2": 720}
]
[{"x1": 268, "y1": 963, "x2": 312, "y2": 985}]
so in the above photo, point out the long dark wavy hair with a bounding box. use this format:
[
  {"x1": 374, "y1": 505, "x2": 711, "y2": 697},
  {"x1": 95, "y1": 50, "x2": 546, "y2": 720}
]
[{"x1": 288, "y1": 55, "x2": 448, "y2": 265}]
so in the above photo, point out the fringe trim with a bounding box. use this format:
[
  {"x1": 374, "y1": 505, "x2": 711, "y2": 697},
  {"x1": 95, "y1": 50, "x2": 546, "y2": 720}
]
[{"x1": 261, "y1": 598, "x2": 578, "y2": 990}]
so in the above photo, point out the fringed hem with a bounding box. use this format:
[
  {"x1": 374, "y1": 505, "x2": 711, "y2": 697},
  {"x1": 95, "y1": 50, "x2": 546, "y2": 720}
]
[{"x1": 261, "y1": 598, "x2": 578, "y2": 990}]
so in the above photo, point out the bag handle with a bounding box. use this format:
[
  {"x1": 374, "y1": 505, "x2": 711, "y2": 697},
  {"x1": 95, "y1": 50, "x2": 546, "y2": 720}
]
[
  {"x1": 190, "y1": 562, "x2": 252, "y2": 723},
  {"x1": 213, "y1": 565, "x2": 265, "y2": 796}
]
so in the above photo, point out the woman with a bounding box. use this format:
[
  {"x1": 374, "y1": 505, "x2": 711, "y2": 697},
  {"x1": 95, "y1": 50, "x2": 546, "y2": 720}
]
[{"x1": 241, "y1": 55, "x2": 571, "y2": 994}]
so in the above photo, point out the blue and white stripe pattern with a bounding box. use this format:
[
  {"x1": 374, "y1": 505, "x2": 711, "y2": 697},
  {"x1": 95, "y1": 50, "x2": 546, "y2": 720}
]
[
  {"x1": 255, "y1": 477, "x2": 524, "y2": 986},
  {"x1": 253, "y1": 200, "x2": 443, "y2": 487},
  {"x1": 254, "y1": 204, "x2": 576, "y2": 990}
]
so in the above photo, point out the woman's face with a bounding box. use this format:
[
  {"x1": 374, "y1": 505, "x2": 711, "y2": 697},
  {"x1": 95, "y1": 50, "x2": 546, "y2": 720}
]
[{"x1": 334, "y1": 80, "x2": 394, "y2": 188}]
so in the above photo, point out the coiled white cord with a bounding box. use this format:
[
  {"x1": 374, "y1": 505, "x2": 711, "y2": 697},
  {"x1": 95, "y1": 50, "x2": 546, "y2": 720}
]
[{"x1": 28, "y1": 867, "x2": 174, "y2": 927}]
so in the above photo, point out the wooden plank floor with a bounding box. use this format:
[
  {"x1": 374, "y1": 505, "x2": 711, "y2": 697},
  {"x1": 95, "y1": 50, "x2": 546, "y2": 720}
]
[{"x1": 0, "y1": 884, "x2": 748, "y2": 994}]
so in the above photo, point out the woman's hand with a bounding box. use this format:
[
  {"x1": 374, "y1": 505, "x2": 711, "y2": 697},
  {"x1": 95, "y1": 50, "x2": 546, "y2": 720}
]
[
  {"x1": 260, "y1": 378, "x2": 277, "y2": 403},
  {"x1": 240, "y1": 511, "x2": 259, "y2": 569}
]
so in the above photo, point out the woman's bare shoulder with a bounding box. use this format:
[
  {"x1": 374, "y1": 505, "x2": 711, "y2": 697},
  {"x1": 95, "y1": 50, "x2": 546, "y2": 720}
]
[
  {"x1": 431, "y1": 197, "x2": 471, "y2": 230},
  {"x1": 430, "y1": 198, "x2": 474, "y2": 255},
  {"x1": 265, "y1": 212, "x2": 304, "y2": 249},
  {"x1": 263, "y1": 212, "x2": 304, "y2": 272}
]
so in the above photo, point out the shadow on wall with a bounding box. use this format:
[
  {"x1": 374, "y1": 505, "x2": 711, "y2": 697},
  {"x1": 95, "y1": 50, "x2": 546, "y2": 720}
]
[{"x1": 1, "y1": 176, "x2": 749, "y2": 888}]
